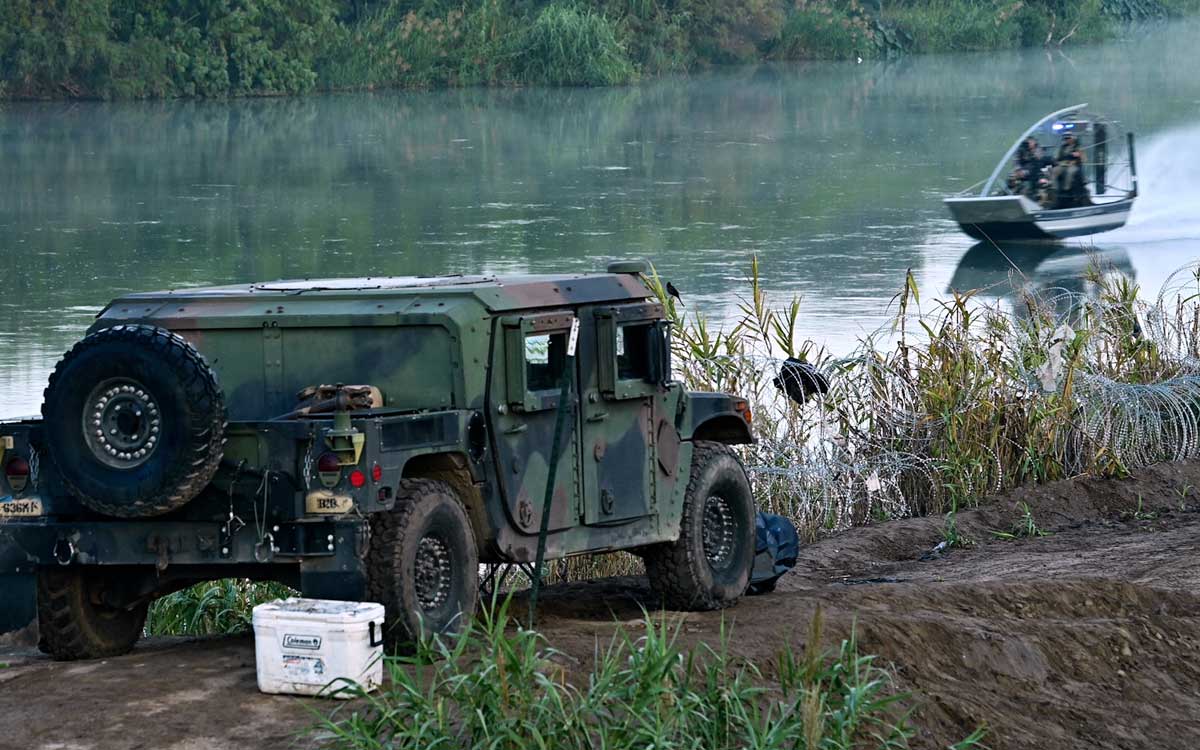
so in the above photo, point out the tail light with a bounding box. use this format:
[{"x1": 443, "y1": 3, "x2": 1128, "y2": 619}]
[
  {"x1": 317, "y1": 452, "x2": 341, "y2": 489},
  {"x1": 734, "y1": 400, "x2": 753, "y2": 426},
  {"x1": 349, "y1": 469, "x2": 367, "y2": 489},
  {"x1": 5, "y1": 456, "x2": 30, "y2": 492}
]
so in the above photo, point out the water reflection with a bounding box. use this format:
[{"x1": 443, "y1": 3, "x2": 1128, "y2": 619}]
[
  {"x1": 948, "y1": 241, "x2": 1136, "y2": 319},
  {"x1": 1, "y1": 21, "x2": 1199, "y2": 416}
]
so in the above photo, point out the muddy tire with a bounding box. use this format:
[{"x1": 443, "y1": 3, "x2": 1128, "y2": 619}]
[
  {"x1": 42, "y1": 324, "x2": 226, "y2": 518},
  {"x1": 644, "y1": 441, "x2": 755, "y2": 611},
  {"x1": 366, "y1": 479, "x2": 479, "y2": 650},
  {"x1": 36, "y1": 569, "x2": 148, "y2": 661}
]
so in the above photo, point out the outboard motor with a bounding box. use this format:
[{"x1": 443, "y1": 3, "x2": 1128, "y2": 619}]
[{"x1": 773, "y1": 357, "x2": 831, "y2": 405}]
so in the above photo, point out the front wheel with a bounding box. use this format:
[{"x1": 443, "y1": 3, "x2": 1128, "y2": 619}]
[
  {"x1": 644, "y1": 441, "x2": 755, "y2": 611},
  {"x1": 37, "y1": 569, "x2": 148, "y2": 661},
  {"x1": 366, "y1": 479, "x2": 479, "y2": 650}
]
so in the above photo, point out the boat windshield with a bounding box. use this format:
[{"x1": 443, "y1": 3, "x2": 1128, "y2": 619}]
[{"x1": 977, "y1": 104, "x2": 1136, "y2": 206}]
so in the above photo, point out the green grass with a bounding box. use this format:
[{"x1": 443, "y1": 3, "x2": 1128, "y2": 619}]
[
  {"x1": 145, "y1": 579, "x2": 294, "y2": 636},
  {"x1": 509, "y1": 4, "x2": 635, "y2": 86},
  {"x1": 311, "y1": 598, "x2": 984, "y2": 749},
  {"x1": 992, "y1": 502, "x2": 1048, "y2": 540},
  {"x1": 941, "y1": 507, "x2": 974, "y2": 549}
]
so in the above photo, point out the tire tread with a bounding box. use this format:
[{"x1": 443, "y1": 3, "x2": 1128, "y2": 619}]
[
  {"x1": 42, "y1": 324, "x2": 226, "y2": 518},
  {"x1": 644, "y1": 440, "x2": 752, "y2": 611}
]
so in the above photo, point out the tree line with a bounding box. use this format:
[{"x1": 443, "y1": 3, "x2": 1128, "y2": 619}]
[{"x1": 0, "y1": 0, "x2": 1192, "y2": 99}]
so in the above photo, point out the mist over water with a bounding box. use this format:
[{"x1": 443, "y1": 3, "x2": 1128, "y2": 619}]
[{"x1": 2, "y1": 21, "x2": 1200, "y2": 417}]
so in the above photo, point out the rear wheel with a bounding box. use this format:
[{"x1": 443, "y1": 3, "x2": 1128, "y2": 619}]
[
  {"x1": 644, "y1": 441, "x2": 755, "y2": 610},
  {"x1": 366, "y1": 479, "x2": 479, "y2": 650},
  {"x1": 36, "y1": 569, "x2": 148, "y2": 661}
]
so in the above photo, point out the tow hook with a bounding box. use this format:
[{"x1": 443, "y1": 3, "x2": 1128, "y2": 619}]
[
  {"x1": 148, "y1": 534, "x2": 171, "y2": 572},
  {"x1": 53, "y1": 536, "x2": 77, "y2": 566}
]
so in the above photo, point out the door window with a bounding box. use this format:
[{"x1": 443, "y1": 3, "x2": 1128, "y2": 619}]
[
  {"x1": 525, "y1": 332, "x2": 568, "y2": 392},
  {"x1": 616, "y1": 323, "x2": 654, "y2": 382}
]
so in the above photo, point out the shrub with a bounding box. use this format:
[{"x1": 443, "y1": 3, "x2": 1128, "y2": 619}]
[
  {"x1": 510, "y1": 4, "x2": 635, "y2": 87},
  {"x1": 776, "y1": 1, "x2": 879, "y2": 60},
  {"x1": 888, "y1": 0, "x2": 1023, "y2": 53},
  {"x1": 677, "y1": 0, "x2": 788, "y2": 64},
  {"x1": 0, "y1": 0, "x2": 338, "y2": 99}
]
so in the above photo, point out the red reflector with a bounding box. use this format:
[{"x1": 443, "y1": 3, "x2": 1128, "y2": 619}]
[
  {"x1": 371, "y1": 464, "x2": 383, "y2": 482},
  {"x1": 349, "y1": 470, "x2": 367, "y2": 488},
  {"x1": 5, "y1": 457, "x2": 29, "y2": 477},
  {"x1": 317, "y1": 453, "x2": 341, "y2": 473}
]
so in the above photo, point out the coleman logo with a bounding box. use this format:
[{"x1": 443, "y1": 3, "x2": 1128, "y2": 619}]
[{"x1": 283, "y1": 633, "x2": 322, "y2": 650}]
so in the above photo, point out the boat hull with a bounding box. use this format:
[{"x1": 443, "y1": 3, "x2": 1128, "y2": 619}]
[{"x1": 944, "y1": 195, "x2": 1133, "y2": 241}]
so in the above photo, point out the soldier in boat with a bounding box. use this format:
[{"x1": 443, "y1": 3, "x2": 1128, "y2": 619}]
[
  {"x1": 1050, "y1": 136, "x2": 1091, "y2": 208},
  {"x1": 1012, "y1": 137, "x2": 1051, "y2": 198}
]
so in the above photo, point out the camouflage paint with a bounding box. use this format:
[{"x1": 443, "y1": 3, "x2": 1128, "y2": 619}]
[{"x1": 0, "y1": 271, "x2": 752, "y2": 618}]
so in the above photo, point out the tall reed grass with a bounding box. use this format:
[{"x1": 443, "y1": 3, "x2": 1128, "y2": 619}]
[{"x1": 645, "y1": 257, "x2": 1200, "y2": 541}]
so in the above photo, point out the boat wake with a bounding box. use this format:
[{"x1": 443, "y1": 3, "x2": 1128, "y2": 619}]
[{"x1": 1106, "y1": 122, "x2": 1200, "y2": 244}]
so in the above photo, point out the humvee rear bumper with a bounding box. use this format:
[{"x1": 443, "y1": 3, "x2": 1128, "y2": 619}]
[{"x1": 0, "y1": 516, "x2": 369, "y2": 601}]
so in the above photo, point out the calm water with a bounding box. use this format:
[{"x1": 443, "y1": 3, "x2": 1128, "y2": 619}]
[{"x1": 3, "y1": 22, "x2": 1200, "y2": 417}]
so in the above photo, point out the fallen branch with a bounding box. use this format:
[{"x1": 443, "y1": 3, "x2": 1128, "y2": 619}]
[{"x1": 1058, "y1": 23, "x2": 1080, "y2": 45}]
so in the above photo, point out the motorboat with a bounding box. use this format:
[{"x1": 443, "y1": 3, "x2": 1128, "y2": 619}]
[{"x1": 945, "y1": 104, "x2": 1137, "y2": 241}]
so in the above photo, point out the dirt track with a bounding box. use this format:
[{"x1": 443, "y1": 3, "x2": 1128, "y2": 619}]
[{"x1": 5, "y1": 462, "x2": 1200, "y2": 750}]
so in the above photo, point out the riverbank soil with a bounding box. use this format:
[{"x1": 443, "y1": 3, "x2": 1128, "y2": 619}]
[{"x1": 4, "y1": 461, "x2": 1200, "y2": 750}]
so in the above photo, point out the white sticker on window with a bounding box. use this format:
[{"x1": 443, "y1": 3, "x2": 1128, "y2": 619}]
[{"x1": 567, "y1": 317, "x2": 581, "y2": 356}]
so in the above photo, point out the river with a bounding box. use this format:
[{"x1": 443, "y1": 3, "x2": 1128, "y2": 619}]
[{"x1": 2, "y1": 21, "x2": 1199, "y2": 417}]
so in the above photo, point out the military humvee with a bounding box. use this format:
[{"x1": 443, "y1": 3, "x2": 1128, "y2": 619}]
[{"x1": 0, "y1": 261, "x2": 756, "y2": 660}]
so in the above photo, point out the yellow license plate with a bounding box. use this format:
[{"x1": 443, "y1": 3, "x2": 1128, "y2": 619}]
[{"x1": 0, "y1": 497, "x2": 43, "y2": 518}]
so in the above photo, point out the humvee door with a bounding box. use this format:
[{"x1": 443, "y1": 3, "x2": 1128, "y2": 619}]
[
  {"x1": 492, "y1": 312, "x2": 582, "y2": 536},
  {"x1": 578, "y1": 302, "x2": 664, "y2": 525}
]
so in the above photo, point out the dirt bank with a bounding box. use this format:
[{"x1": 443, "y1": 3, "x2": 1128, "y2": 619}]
[{"x1": 4, "y1": 462, "x2": 1200, "y2": 750}]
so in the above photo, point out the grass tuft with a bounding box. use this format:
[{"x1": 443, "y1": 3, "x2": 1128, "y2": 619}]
[
  {"x1": 510, "y1": 4, "x2": 635, "y2": 86},
  {"x1": 310, "y1": 597, "x2": 976, "y2": 749}
]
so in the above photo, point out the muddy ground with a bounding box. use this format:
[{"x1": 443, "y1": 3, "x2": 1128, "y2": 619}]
[{"x1": 5, "y1": 462, "x2": 1200, "y2": 750}]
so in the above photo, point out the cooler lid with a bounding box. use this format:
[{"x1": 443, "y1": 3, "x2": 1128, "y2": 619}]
[{"x1": 252, "y1": 597, "x2": 384, "y2": 624}]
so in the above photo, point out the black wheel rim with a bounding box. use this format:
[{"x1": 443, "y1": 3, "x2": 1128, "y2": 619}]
[
  {"x1": 414, "y1": 534, "x2": 453, "y2": 612},
  {"x1": 82, "y1": 378, "x2": 161, "y2": 469},
  {"x1": 702, "y1": 493, "x2": 737, "y2": 570}
]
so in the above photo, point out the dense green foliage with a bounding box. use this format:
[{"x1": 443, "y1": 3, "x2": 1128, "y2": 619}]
[
  {"x1": 313, "y1": 599, "x2": 985, "y2": 749},
  {"x1": 1, "y1": 0, "x2": 1194, "y2": 98}
]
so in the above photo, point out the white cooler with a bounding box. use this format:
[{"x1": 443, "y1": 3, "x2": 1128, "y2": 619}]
[{"x1": 252, "y1": 598, "x2": 385, "y2": 698}]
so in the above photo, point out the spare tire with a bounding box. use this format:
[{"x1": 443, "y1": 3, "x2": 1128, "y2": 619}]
[{"x1": 42, "y1": 324, "x2": 226, "y2": 518}]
